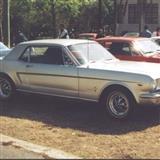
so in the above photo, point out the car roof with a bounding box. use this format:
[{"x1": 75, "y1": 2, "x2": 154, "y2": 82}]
[
  {"x1": 20, "y1": 39, "x2": 95, "y2": 46},
  {"x1": 97, "y1": 36, "x2": 148, "y2": 43}
]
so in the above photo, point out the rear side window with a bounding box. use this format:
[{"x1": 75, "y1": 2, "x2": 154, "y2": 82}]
[
  {"x1": 109, "y1": 42, "x2": 131, "y2": 56},
  {"x1": 19, "y1": 46, "x2": 74, "y2": 65},
  {"x1": 20, "y1": 47, "x2": 48, "y2": 63}
]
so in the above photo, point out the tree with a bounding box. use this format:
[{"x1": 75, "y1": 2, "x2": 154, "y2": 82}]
[
  {"x1": 2, "y1": 0, "x2": 10, "y2": 46},
  {"x1": 10, "y1": 0, "x2": 32, "y2": 43},
  {"x1": 76, "y1": 0, "x2": 114, "y2": 34},
  {"x1": 0, "y1": 0, "x2": 3, "y2": 41},
  {"x1": 8, "y1": 0, "x2": 114, "y2": 43}
]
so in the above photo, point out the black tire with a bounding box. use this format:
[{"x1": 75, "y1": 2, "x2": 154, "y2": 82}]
[
  {"x1": 101, "y1": 87, "x2": 135, "y2": 119},
  {"x1": 0, "y1": 75, "x2": 15, "y2": 101}
]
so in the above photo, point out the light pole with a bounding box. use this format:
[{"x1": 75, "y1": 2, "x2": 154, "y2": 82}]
[{"x1": 3, "y1": 0, "x2": 10, "y2": 47}]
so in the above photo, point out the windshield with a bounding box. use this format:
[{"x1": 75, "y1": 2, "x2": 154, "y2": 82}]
[
  {"x1": 134, "y1": 39, "x2": 160, "y2": 54},
  {"x1": 0, "y1": 42, "x2": 9, "y2": 50},
  {"x1": 155, "y1": 39, "x2": 160, "y2": 46},
  {"x1": 68, "y1": 42, "x2": 116, "y2": 64}
]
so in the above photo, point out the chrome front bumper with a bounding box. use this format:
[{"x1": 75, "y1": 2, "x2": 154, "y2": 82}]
[{"x1": 139, "y1": 91, "x2": 160, "y2": 106}]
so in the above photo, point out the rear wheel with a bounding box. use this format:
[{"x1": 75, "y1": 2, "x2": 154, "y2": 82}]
[
  {"x1": 101, "y1": 88, "x2": 135, "y2": 119},
  {"x1": 0, "y1": 75, "x2": 15, "y2": 101}
]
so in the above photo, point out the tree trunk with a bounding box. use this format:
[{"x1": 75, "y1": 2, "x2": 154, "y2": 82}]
[
  {"x1": 138, "y1": 0, "x2": 146, "y2": 33},
  {"x1": 114, "y1": 0, "x2": 118, "y2": 35},
  {"x1": 2, "y1": 0, "x2": 10, "y2": 47},
  {"x1": 50, "y1": 0, "x2": 56, "y2": 38},
  {"x1": 98, "y1": 0, "x2": 102, "y2": 30},
  {"x1": 0, "y1": 0, "x2": 3, "y2": 41}
]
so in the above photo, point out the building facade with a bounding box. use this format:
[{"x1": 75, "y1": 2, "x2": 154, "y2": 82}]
[{"x1": 116, "y1": 0, "x2": 160, "y2": 34}]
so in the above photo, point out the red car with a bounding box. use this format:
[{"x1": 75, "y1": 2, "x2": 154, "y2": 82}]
[{"x1": 97, "y1": 37, "x2": 160, "y2": 63}]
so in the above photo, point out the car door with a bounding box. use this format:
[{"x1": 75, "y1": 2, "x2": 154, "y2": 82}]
[{"x1": 19, "y1": 45, "x2": 78, "y2": 98}]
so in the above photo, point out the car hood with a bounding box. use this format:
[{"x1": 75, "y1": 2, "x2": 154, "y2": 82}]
[{"x1": 88, "y1": 59, "x2": 160, "y2": 79}]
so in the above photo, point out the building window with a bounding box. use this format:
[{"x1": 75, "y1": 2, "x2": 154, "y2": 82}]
[
  {"x1": 145, "y1": 4, "x2": 158, "y2": 24},
  {"x1": 128, "y1": 3, "x2": 158, "y2": 24},
  {"x1": 128, "y1": 4, "x2": 139, "y2": 24}
]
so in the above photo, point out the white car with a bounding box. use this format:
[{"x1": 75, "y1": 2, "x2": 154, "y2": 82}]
[
  {"x1": 0, "y1": 39, "x2": 160, "y2": 119},
  {"x1": 0, "y1": 42, "x2": 11, "y2": 57}
]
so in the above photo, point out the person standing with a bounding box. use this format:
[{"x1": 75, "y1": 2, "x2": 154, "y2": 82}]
[
  {"x1": 152, "y1": 27, "x2": 160, "y2": 37},
  {"x1": 96, "y1": 28, "x2": 104, "y2": 38},
  {"x1": 58, "y1": 24, "x2": 69, "y2": 39},
  {"x1": 15, "y1": 30, "x2": 28, "y2": 45},
  {"x1": 139, "y1": 25, "x2": 152, "y2": 38}
]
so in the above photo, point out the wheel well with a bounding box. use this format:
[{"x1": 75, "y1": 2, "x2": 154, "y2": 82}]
[
  {"x1": 99, "y1": 84, "x2": 136, "y2": 103},
  {"x1": 0, "y1": 72, "x2": 15, "y2": 87}
]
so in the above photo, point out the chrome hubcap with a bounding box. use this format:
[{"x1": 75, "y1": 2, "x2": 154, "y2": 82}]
[
  {"x1": 0, "y1": 78, "x2": 12, "y2": 98},
  {"x1": 108, "y1": 92, "x2": 129, "y2": 116}
]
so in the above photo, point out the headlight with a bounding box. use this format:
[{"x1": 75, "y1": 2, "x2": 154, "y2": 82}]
[{"x1": 156, "y1": 79, "x2": 160, "y2": 90}]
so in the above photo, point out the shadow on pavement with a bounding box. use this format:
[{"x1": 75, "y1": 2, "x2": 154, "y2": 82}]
[{"x1": 0, "y1": 93, "x2": 160, "y2": 135}]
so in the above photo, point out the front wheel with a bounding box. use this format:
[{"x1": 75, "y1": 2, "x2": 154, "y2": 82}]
[
  {"x1": 102, "y1": 89, "x2": 135, "y2": 119},
  {"x1": 0, "y1": 75, "x2": 15, "y2": 101}
]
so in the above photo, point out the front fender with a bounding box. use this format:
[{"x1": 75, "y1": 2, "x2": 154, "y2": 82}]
[{"x1": 98, "y1": 81, "x2": 140, "y2": 103}]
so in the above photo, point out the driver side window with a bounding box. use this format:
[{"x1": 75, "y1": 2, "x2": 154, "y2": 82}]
[
  {"x1": 121, "y1": 43, "x2": 131, "y2": 56},
  {"x1": 110, "y1": 42, "x2": 131, "y2": 56}
]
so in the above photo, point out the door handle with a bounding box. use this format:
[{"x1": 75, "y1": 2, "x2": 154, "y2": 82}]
[{"x1": 26, "y1": 64, "x2": 33, "y2": 68}]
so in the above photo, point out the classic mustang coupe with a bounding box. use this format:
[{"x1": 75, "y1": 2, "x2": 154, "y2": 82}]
[{"x1": 0, "y1": 39, "x2": 160, "y2": 119}]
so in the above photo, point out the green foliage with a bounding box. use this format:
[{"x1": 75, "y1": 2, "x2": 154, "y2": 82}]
[{"x1": 10, "y1": 0, "x2": 114, "y2": 42}]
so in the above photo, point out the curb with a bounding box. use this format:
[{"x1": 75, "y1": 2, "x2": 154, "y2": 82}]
[{"x1": 0, "y1": 134, "x2": 81, "y2": 159}]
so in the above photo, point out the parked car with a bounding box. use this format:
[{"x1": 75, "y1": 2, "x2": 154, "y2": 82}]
[
  {"x1": 97, "y1": 37, "x2": 160, "y2": 63},
  {"x1": 0, "y1": 42, "x2": 11, "y2": 57},
  {"x1": 152, "y1": 36, "x2": 160, "y2": 46},
  {"x1": 78, "y1": 33, "x2": 98, "y2": 40},
  {"x1": 0, "y1": 39, "x2": 160, "y2": 119}
]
